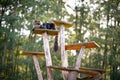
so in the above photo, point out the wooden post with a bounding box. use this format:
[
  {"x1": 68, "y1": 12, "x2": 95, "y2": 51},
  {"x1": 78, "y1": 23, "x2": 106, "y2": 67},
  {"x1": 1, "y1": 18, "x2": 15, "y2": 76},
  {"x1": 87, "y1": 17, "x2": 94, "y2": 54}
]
[
  {"x1": 75, "y1": 46, "x2": 85, "y2": 69},
  {"x1": 60, "y1": 25, "x2": 68, "y2": 80},
  {"x1": 33, "y1": 56, "x2": 43, "y2": 80},
  {"x1": 42, "y1": 32, "x2": 53, "y2": 80},
  {"x1": 53, "y1": 20, "x2": 72, "y2": 80},
  {"x1": 68, "y1": 46, "x2": 85, "y2": 80}
]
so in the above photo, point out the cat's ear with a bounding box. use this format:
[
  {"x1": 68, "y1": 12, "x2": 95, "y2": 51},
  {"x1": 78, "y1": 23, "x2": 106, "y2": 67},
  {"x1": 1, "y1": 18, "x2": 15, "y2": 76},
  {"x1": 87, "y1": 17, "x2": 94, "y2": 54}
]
[{"x1": 34, "y1": 20, "x2": 38, "y2": 25}]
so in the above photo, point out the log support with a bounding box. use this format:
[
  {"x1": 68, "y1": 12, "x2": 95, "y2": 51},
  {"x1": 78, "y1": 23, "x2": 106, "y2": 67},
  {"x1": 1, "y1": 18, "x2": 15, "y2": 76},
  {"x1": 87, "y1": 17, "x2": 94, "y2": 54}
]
[
  {"x1": 42, "y1": 32, "x2": 53, "y2": 80},
  {"x1": 33, "y1": 56, "x2": 43, "y2": 80},
  {"x1": 68, "y1": 46, "x2": 85, "y2": 80},
  {"x1": 60, "y1": 25, "x2": 68, "y2": 80}
]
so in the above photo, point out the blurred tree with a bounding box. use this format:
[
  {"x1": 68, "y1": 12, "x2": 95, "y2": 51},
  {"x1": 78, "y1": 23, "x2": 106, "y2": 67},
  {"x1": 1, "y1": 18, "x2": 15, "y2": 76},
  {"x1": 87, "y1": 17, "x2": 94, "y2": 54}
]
[{"x1": 0, "y1": 0, "x2": 120, "y2": 80}]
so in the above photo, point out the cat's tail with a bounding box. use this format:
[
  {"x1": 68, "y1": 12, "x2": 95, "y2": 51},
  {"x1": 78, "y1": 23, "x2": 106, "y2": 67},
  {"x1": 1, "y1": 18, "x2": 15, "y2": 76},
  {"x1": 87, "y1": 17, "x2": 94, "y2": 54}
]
[{"x1": 54, "y1": 35, "x2": 58, "y2": 52}]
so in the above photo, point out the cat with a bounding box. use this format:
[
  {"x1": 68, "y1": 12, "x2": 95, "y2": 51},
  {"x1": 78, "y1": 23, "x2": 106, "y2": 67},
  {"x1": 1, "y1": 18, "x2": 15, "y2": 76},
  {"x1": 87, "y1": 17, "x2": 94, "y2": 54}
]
[
  {"x1": 42, "y1": 22, "x2": 55, "y2": 30},
  {"x1": 33, "y1": 20, "x2": 56, "y2": 30},
  {"x1": 32, "y1": 20, "x2": 41, "y2": 31},
  {"x1": 32, "y1": 20, "x2": 58, "y2": 52}
]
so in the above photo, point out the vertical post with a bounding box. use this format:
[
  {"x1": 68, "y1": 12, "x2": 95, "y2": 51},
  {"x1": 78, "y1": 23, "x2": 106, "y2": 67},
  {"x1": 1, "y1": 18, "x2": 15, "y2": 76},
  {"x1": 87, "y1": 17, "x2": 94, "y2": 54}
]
[
  {"x1": 42, "y1": 32, "x2": 53, "y2": 80},
  {"x1": 75, "y1": 46, "x2": 85, "y2": 69},
  {"x1": 68, "y1": 46, "x2": 85, "y2": 80},
  {"x1": 60, "y1": 25, "x2": 68, "y2": 80},
  {"x1": 33, "y1": 56, "x2": 43, "y2": 80}
]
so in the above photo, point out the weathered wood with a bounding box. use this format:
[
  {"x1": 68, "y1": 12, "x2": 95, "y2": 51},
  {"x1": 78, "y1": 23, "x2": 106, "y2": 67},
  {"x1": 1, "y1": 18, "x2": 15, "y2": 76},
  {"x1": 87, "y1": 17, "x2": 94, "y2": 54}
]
[
  {"x1": 79, "y1": 67, "x2": 106, "y2": 74},
  {"x1": 53, "y1": 20, "x2": 73, "y2": 28},
  {"x1": 52, "y1": 20, "x2": 73, "y2": 80},
  {"x1": 65, "y1": 41, "x2": 99, "y2": 50},
  {"x1": 75, "y1": 46, "x2": 85, "y2": 69},
  {"x1": 42, "y1": 32, "x2": 53, "y2": 80},
  {"x1": 47, "y1": 66, "x2": 99, "y2": 76},
  {"x1": 32, "y1": 29, "x2": 59, "y2": 36},
  {"x1": 68, "y1": 46, "x2": 85, "y2": 80},
  {"x1": 77, "y1": 76, "x2": 96, "y2": 80},
  {"x1": 33, "y1": 56, "x2": 43, "y2": 80},
  {"x1": 60, "y1": 25, "x2": 68, "y2": 80},
  {"x1": 22, "y1": 51, "x2": 45, "y2": 56},
  {"x1": 47, "y1": 65, "x2": 104, "y2": 80}
]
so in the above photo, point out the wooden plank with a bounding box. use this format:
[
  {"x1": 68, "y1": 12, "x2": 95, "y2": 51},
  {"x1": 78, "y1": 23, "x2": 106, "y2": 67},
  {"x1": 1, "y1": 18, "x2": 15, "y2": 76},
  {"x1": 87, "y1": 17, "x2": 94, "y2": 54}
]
[
  {"x1": 77, "y1": 76, "x2": 97, "y2": 80},
  {"x1": 65, "y1": 41, "x2": 100, "y2": 50},
  {"x1": 42, "y1": 32, "x2": 53, "y2": 80},
  {"x1": 47, "y1": 66, "x2": 101, "y2": 80},
  {"x1": 60, "y1": 25, "x2": 68, "y2": 80},
  {"x1": 68, "y1": 46, "x2": 85, "y2": 80},
  {"x1": 32, "y1": 29, "x2": 59, "y2": 36},
  {"x1": 48, "y1": 66, "x2": 102, "y2": 80},
  {"x1": 47, "y1": 66, "x2": 99, "y2": 76},
  {"x1": 79, "y1": 67, "x2": 106, "y2": 74},
  {"x1": 53, "y1": 20, "x2": 73, "y2": 28},
  {"x1": 75, "y1": 46, "x2": 85, "y2": 69},
  {"x1": 33, "y1": 56, "x2": 43, "y2": 80},
  {"x1": 22, "y1": 51, "x2": 45, "y2": 56}
]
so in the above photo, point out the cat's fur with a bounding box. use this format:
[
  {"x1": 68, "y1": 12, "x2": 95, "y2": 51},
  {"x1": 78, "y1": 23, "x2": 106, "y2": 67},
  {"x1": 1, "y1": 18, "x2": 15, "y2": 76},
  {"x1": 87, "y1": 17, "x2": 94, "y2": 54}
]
[{"x1": 32, "y1": 20, "x2": 58, "y2": 52}]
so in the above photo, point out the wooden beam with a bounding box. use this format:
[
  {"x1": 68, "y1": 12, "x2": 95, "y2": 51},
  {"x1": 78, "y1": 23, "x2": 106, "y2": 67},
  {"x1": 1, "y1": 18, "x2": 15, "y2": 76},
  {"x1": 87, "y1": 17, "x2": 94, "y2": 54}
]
[
  {"x1": 79, "y1": 67, "x2": 106, "y2": 74},
  {"x1": 47, "y1": 66, "x2": 105, "y2": 75},
  {"x1": 33, "y1": 56, "x2": 43, "y2": 80},
  {"x1": 65, "y1": 41, "x2": 100, "y2": 50},
  {"x1": 60, "y1": 25, "x2": 68, "y2": 80},
  {"x1": 42, "y1": 32, "x2": 53, "y2": 80},
  {"x1": 68, "y1": 46, "x2": 85, "y2": 80},
  {"x1": 53, "y1": 20, "x2": 73, "y2": 28},
  {"x1": 75, "y1": 46, "x2": 85, "y2": 69},
  {"x1": 77, "y1": 76, "x2": 97, "y2": 80},
  {"x1": 22, "y1": 51, "x2": 45, "y2": 56},
  {"x1": 32, "y1": 29, "x2": 59, "y2": 36},
  {"x1": 47, "y1": 66, "x2": 99, "y2": 76}
]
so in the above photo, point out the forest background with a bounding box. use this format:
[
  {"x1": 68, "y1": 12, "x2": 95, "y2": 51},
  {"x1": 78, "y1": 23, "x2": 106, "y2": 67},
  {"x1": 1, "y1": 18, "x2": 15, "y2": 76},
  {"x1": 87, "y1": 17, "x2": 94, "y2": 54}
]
[{"x1": 0, "y1": 0, "x2": 120, "y2": 80}]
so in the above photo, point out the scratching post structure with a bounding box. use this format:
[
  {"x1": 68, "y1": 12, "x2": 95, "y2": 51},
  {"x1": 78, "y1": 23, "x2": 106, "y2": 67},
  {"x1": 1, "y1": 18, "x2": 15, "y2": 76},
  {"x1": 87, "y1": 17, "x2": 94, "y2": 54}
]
[
  {"x1": 22, "y1": 29, "x2": 59, "y2": 80},
  {"x1": 22, "y1": 52, "x2": 44, "y2": 80},
  {"x1": 22, "y1": 20, "x2": 105, "y2": 80},
  {"x1": 32, "y1": 29, "x2": 59, "y2": 80},
  {"x1": 53, "y1": 20, "x2": 73, "y2": 80},
  {"x1": 42, "y1": 32, "x2": 53, "y2": 80}
]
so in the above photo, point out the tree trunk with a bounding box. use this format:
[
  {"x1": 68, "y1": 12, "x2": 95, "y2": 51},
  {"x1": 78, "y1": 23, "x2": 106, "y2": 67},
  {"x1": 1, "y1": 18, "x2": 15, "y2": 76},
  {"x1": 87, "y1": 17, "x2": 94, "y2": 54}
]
[
  {"x1": 2, "y1": 41, "x2": 7, "y2": 64},
  {"x1": 68, "y1": 46, "x2": 85, "y2": 80},
  {"x1": 33, "y1": 56, "x2": 43, "y2": 80},
  {"x1": 102, "y1": 14, "x2": 109, "y2": 80},
  {"x1": 60, "y1": 25, "x2": 68, "y2": 80},
  {"x1": 0, "y1": 6, "x2": 5, "y2": 26},
  {"x1": 42, "y1": 32, "x2": 53, "y2": 80}
]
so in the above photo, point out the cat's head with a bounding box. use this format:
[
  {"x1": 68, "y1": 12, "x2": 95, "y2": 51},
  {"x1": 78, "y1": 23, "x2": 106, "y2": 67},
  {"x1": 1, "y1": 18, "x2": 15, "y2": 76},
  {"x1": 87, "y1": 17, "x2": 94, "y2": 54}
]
[{"x1": 34, "y1": 20, "x2": 41, "y2": 25}]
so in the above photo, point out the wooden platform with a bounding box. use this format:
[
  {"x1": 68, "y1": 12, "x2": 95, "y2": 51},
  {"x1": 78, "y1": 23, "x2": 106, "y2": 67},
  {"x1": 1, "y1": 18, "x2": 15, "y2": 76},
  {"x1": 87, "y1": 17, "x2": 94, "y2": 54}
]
[
  {"x1": 65, "y1": 41, "x2": 100, "y2": 50},
  {"x1": 22, "y1": 51, "x2": 45, "y2": 56},
  {"x1": 53, "y1": 20, "x2": 73, "y2": 28},
  {"x1": 79, "y1": 67, "x2": 106, "y2": 74},
  {"x1": 32, "y1": 29, "x2": 59, "y2": 36},
  {"x1": 47, "y1": 66, "x2": 100, "y2": 76}
]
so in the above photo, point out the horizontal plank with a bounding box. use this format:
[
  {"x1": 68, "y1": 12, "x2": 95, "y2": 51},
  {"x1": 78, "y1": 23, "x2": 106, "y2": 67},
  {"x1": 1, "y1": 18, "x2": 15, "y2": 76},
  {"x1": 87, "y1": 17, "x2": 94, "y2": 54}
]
[
  {"x1": 53, "y1": 20, "x2": 73, "y2": 28},
  {"x1": 47, "y1": 66, "x2": 99, "y2": 76},
  {"x1": 77, "y1": 77, "x2": 94, "y2": 80},
  {"x1": 32, "y1": 29, "x2": 59, "y2": 36},
  {"x1": 77, "y1": 75, "x2": 101, "y2": 80},
  {"x1": 22, "y1": 51, "x2": 45, "y2": 56},
  {"x1": 65, "y1": 41, "x2": 100, "y2": 50},
  {"x1": 79, "y1": 67, "x2": 106, "y2": 74}
]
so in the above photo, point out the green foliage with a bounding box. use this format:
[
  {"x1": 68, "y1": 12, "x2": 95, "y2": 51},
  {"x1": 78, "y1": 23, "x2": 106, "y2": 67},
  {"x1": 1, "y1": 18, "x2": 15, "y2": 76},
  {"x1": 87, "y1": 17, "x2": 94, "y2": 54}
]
[{"x1": 0, "y1": 0, "x2": 120, "y2": 80}]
